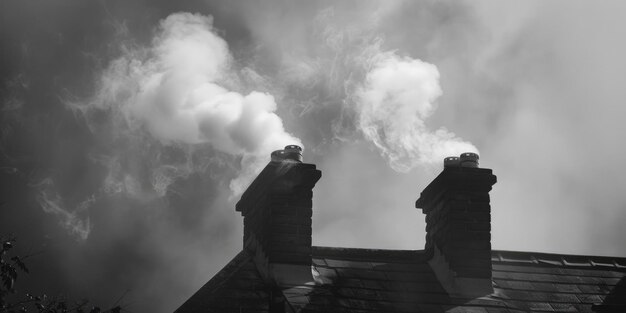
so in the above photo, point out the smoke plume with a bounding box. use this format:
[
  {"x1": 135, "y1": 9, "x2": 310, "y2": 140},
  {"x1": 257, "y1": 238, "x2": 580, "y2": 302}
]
[
  {"x1": 354, "y1": 53, "x2": 478, "y2": 172},
  {"x1": 32, "y1": 178, "x2": 93, "y2": 240},
  {"x1": 69, "y1": 12, "x2": 300, "y2": 197},
  {"x1": 258, "y1": 6, "x2": 479, "y2": 172}
]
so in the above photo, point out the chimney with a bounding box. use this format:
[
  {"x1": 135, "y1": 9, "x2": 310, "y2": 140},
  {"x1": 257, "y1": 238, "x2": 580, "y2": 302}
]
[
  {"x1": 415, "y1": 152, "x2": 497, "y2": 297},
  {"x1": 236, "y1": 145, "x2": 321, "y2": 286}
]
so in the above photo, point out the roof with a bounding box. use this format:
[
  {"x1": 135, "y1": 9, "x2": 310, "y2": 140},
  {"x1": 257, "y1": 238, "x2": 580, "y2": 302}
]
[
  {"x1": 175, "y1": 247, "x2": 626, "y2": 313},
  {"x1": 175, "y1": 250, "x2": 271, "y2": 313}
]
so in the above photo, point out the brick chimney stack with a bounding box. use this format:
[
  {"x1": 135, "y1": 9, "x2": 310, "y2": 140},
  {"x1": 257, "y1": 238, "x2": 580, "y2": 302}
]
[
  {"x1": 236, "y1": 145, "x2": 321, "y2": 286},
  {"x1": 415, "y1": 152, "x2": 497, "y2": 297}
]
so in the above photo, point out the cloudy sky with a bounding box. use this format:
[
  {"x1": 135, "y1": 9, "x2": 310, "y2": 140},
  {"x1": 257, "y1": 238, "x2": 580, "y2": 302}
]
[{"x1": 1, "y1": 1, "x2": 625, "y2": 312}]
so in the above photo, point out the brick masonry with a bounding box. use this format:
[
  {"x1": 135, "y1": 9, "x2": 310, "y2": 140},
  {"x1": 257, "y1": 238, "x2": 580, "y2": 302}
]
[
  {"x1": 236, "y1": 160, "x2": 321, "y2": 283},
  {"x1": 416, "y1": 166, "x2": 497, "y2": 296}
]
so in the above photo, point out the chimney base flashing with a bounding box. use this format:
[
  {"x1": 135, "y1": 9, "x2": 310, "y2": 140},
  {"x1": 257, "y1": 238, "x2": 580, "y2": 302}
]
[
  {"x1": 245, "y1": 220, "x2": 315, "y2": 287},
  {"x1": 428, "y1": 245, "x2": 493, "y2": 298},
  {"x1": 269, "y1": 263, "x2": 315, "y2": 287}
]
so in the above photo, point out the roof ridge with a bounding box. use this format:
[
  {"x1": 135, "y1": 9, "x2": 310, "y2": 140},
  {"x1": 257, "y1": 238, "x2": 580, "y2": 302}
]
[
  {"x1": 312, "y1": 246, "x2": 427, "y2": 262},
  {"x1": 312, "y1": 246, "x2": 626, "y2": 271},
  {"x1": 492, "y1": 249, "x2": 626, "y2": 271}
]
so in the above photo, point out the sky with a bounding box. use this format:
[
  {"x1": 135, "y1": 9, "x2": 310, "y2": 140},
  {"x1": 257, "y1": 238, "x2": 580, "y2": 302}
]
[{"x1": 1, "y1": 1, "x2": 626, "y2": 312}]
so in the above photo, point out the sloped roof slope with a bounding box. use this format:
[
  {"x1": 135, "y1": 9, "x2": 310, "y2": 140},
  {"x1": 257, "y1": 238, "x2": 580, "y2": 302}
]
[
  {"x1": 175, "y1": 250, "x2": 271, "y2": 313},
  {"x1": 176, "y1": 247, "x2": 626, "y2": 313}
]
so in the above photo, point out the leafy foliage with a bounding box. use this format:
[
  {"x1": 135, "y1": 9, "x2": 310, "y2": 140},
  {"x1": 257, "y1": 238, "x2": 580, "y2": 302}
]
[{"x1": 0, "y1": 237, "x2": 124, "y2": 313}]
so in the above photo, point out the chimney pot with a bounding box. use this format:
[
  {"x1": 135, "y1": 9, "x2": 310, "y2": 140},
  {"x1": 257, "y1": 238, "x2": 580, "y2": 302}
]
[
  {"x1": 271, "y1": 150, "x2": 285, "y2": 162},
  {"x1": 459, "y1": 152, "x2": 479, "y2": 168},
  {"x1": 444, "y1": 156, "x2": 460, "y2": 168},
  {"x1": 283, "y1": 145, "x2": 303, "y2": 162}
]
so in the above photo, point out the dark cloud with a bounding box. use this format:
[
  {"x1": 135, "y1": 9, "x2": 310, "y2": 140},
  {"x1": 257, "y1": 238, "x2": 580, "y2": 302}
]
[
  {"x1": 2, "y1": 1, "x2": 626, "y2": 312},
  {"x1": 0, "y1": 1, "x2": 243, "y2": 311}
]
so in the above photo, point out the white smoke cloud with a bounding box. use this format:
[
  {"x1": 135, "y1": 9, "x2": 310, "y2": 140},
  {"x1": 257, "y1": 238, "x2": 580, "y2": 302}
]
[
  {"x1": 354, "y1": 53, "x2": 478, "y2": 172},
  {"x1": 69, "y1": 12, "x2": 300, "y2": 196},
  {"x1": 260, "y1": 7, "x2": 478, "y2": 172},
  {"x1": 32, "y1": 178, "x2": 93, "y2": 240}
]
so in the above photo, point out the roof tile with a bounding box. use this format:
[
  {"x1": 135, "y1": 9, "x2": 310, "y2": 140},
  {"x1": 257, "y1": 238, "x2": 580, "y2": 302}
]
[
  {"x1": 324, "y1": 259, "x2": 373, "y2": 269},
  {"x1": 311, "y1": 258, "x2": 327, "y2": 267},
  {"x1": 576, "y1": 284, "x2": 606, "y2": 294},
  {"x1": 447, "y1": 306, "x2": 490, "y2": 313},
  {"x1": 549, "y1": 303, "x2": 578, "y2": 312},
  {"x1": 485, "y1": 308, "x2": 513, "y2": 313},
  {"x1": 576, "y1": 294, "x2": 605, "y2": 304},
  {"x1": 552, "y1": 284, "x2": 581, "y2": 294},
  {"x1": 501, "y1": 290, "x2": 550, "y2": 302},
  {"x1": 526, "y1": 301, "x2": 555, "y2": 312},
  {"x1": 571, "y1": 304, "x2": 594, "y2": 313},
  {"x1": 504, "y1": 280, "x2": 535, "y2": 290}
]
